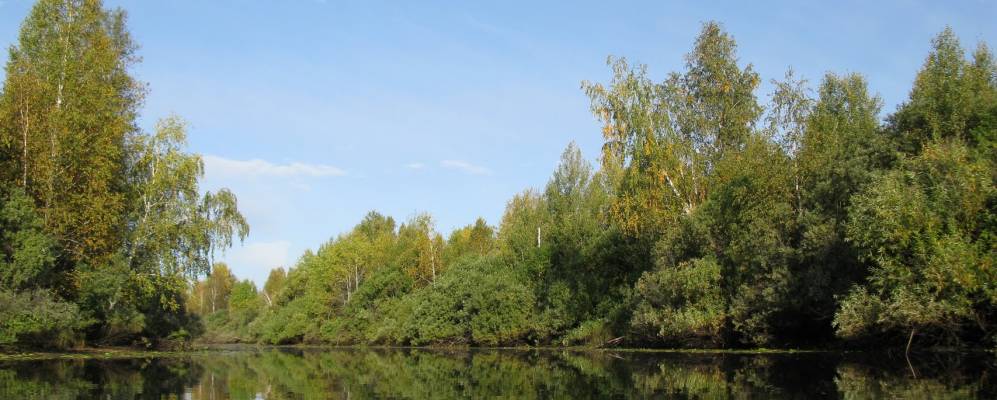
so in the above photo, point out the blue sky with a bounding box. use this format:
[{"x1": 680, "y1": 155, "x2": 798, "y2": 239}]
[{"x1": 1, "y1": 0, "x2": 995, "y2": 286}]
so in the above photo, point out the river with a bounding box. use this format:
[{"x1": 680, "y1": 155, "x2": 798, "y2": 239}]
[{"x1": 1, "y1": 347, "x2": 994, "y2": 398}]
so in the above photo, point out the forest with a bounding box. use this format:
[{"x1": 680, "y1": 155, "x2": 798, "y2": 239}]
[{"x1": 2, "y1": 0, "x2": 995, "y2": 351}]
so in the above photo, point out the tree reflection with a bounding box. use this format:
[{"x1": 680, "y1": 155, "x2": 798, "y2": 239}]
[{"x1": 0, "y1": 349, "x2": 994, "y2": 399}]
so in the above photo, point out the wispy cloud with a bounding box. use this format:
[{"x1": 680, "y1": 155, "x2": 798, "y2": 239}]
[
  {"x1": 405, "y1": 162, "x2": 426, "y2": 170},
  {"x1": 203, "y1": 155, "x2": 346, "y2": 178},
  {"x1": 440, "y1": 159, "x2": 491, "y2": 175}
]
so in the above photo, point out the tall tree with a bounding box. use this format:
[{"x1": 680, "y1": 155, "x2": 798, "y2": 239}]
[
  {"x1": 443, "y1": 217, "x2": 496, "y2": 265},
  {"x1": 0, "y1": 0, "x2": 145, "y2": 266},
  {"x1": 396, "y1": 214, "x2": 444, "y2": 286},
  {"x1": 784, "y1": 73, "x2": 888, "y2": 339},
  {"x1": 261, "y1": 268, "x2": 287, "y2": 308},
  {"x1": 835, "y1": 28, "x2": 997, "y2": 347},
  {"x1": 583, "y1": 21, "x2": 761, "y2": 238},
  {"x1": 124, "y1": 116, "x2": 249, "y2": 278},
  {"x1": 205, "y1": 263, "x2": 236, "y2": 314},
  {"x1": 890, "y1": 27, "x2": 997, "y2": 155}
]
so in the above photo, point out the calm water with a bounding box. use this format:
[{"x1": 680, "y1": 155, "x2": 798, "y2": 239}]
[{"x1": 0, "y1": 348, "x2": 995, "y2": 399}]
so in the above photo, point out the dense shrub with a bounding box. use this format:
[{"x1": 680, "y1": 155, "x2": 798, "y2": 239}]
[
  {"x1": 0, "y1": 290, "x2": 85, "y2": 348},
  {"x1": 397, "y1": 256, "x2": 535, "y2": 346}
]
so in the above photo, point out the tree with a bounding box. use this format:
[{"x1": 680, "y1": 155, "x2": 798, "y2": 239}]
[
  {"x1": 0, "y1": 0, "x2": 145, "y2": 266},
  {"x1": 0, "y1": 187, "x2": 81, "y2": 348},
  {"x1": 785, "y1": 73, "x2": 889, "y2": 340},
  {"x1": 261, "y1": 268, "x2": 287, "y2": 308},
  {"x1": 496, "y1": 189, "x2": 549, "y2": 278},
  {"x1": 395, "y1": 214, "x2": 444, "y2": 286},
  {"x1": 836, "y1": 140, "x2": 994, "y2": 345},
  {"x1": 228, "y1": 280, "x2": 261, "y2": 326},
  {"x1": 0, "y1": 187, "x2": 57, "y2": 290},
  {"x1": 443, "y1": 217, "x2": 496, "y2": 265},
  {"x1": 124, "y1": 116, "x2": 249, "y2": 279},
  {"x1": 890, "y1": 27, "x2": 997, "y2": 155},
  {"x1": 201, "y1": 263, "x2": 236, "y2": 314},
  {"x1": 583, "y1": 21, "x2": 762, "y2": 239},
  {"x1": 0, "y1": 0, "x2": 250, "y2": 348},
  {"x1": 331, "y1": 233, "x2": 374, "y2": 303},
  {"x1": 835, "y1": 28, "x2": 996, "y2": 348},
  {"x1": 535, "y1": 143, "x2": 630, "y2": 339}
]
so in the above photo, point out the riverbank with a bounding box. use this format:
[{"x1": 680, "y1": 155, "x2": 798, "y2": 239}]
[
  {"x1": 0, "y1": 347, "x2": 220, "y2": 361},
  {"x1": 3, "y1": 343, "x2": 991, "y2": 362}
]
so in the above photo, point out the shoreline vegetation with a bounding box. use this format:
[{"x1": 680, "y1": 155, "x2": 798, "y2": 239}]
[
  {"x1": 2, "y1": 0, "x2": 995, "y2": 354},
  {"x1": 3, "y1": 344, "x2": 993, "y2": 362}
]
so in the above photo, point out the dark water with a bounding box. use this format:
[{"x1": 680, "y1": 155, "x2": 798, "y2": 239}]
[{"x1": 0, "y1": 348, "x2": 995, "y2": 399}]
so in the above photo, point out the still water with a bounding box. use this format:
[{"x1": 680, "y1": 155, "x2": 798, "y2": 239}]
[{"x1": 0, "y1": 348, "x2": 994, "y2": 399}]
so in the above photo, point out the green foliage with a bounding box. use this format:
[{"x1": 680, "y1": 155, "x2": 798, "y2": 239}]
[
  {"x1": 836, "y1": 139, "x2": 994, "y2": 342},
  {"x1": 0, "y1": 0, "x2": 247, "y2": 349},
  {"x1": 395, "y1": 213, "x2": 444, "y2": 286},
  {"x1": 260, "y1": 267, "x2": 286, "y2": 309},
  {"x1": 228, "y1": 280, "x2": 260, "y2": 326},
  {"x1": 75, "y1": 260, "x2": 145, "y2": 343},
  {"x1": 397, "y1": 256, "x2": 535, "y2": 346},
  {"x1": 891, "y1": 27, "x2": 997, "y2": 154},
  {"x1": 125, "y1": 117, "x2": 249, "y2": 278},
  {"x1": 0, "y1": 289, "x2": 83, "y2": 348},
  {"x1": 0, "y1": 0, "x2": 144, "y2": 266},
  {"x1": 2, "y1": 2, "x2": 987, "y2": 352},
  {"x1": 0, "y1": 188, "x2": 56, "y2": 290},
  {"x1": 325, "y1": 265, "x2": 414, "y2": 343},
  {"x1": 203, "y1": 23, "x2": 995, "y2": 351},
  {"x1": 443, "y1": 217, "x2": 496, "y2": 265},
  {"x1": 497, "y1": 189, "x2": 549, "y2": 276},
  {"x1": 834, "y1": 30, "x2": 996, "y2": 346},
  {"x1": 633, "y1": 257, "x2": 725, "y2": 345},
  {"x1": 583, "y1": 22, "x2": 761, "y2": 238}
]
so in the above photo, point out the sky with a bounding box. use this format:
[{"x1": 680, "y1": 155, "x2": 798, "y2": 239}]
[{"x1": 1, "y1": 0, "x2": 995, "y2": 286}]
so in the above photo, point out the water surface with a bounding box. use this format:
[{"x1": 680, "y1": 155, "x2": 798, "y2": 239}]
[{"x1": 1, "y1": 348, "x2": 994, "y2": 399}]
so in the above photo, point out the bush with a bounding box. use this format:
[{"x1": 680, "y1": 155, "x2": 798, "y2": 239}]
[
  {"x1": 631, "y1": 257, "x2": 725, "y2": 346},
  {"x1": 320, "y1": 266, "x2": 414, "y2": 344},
  {"x1": 0, "y1": 289, "x2": 86, "y2": 348},
  {"x1": 398, "y1": 255, "x2": 536, "y2": 346}
]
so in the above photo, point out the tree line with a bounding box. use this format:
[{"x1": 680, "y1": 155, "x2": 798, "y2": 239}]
[
  {"x1": 0, "y1": 0, "x2": 248, "y2": 349},
  {"x1": 1, "y1": 0, "x2": 994, "y2": 351},
  {"x1": 195, "y1": 23, "x2": 995, "y2": 349}
]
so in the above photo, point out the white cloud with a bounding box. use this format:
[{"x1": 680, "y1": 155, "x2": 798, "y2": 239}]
[
  {"x1": 203, "y1": 155, "x2": 346, "y2": 178},
  {"x1": 440, "y1": 159, "x2": 491, "y2": 175},
  {"x1": 221, "y1": 240, "x2": 292, "y2": 286},
  {"x1": 405, "y1": 162, "x2": 425, "y2": 170}
]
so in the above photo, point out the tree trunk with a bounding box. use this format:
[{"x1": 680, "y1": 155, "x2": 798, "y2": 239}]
[
  {"x1": 905, "y1": 327, "x2": 918, "y2": 378},
  {"x1": 430, "y1": 241, "x2": 437, "y2": 283}
]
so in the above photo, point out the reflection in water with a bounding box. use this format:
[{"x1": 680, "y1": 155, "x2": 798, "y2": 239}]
[{"x1": 0, "y1": 348, "x2": 994, "y2": 399}]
